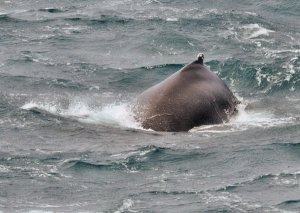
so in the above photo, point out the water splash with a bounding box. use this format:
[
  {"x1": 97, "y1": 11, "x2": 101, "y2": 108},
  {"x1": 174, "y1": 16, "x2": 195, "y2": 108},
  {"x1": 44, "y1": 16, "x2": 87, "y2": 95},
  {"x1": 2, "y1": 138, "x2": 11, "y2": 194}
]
[
  {"x1": 21, "y1": 100, "x2": 141, "y2": 130},
  {"x1": 191, "y1": 102, "x2": 294, "y2": 133}
]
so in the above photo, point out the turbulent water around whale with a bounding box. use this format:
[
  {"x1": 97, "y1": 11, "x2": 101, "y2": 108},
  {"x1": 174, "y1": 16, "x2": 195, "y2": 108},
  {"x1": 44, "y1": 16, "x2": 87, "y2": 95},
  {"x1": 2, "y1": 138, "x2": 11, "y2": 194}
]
[{"x1": 0, "y1": 0, "x2": 300, "y2": 212}]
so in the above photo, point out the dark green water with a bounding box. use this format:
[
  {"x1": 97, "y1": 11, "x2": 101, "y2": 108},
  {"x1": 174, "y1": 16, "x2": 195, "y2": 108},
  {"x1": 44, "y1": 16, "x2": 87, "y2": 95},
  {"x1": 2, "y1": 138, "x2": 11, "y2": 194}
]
[{"x1": 0, "y1": 0, "x2": 300, "y2": 212}]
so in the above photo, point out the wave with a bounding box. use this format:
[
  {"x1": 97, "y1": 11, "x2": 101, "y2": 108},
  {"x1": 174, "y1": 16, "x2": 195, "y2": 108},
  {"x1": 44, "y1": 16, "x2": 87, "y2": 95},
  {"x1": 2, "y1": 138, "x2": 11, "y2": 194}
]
[
  {"x1": 5, "y1": 57, "x2": 296, "y2": 95},
  {"x1": 264, "y1": 1, "x2": 300, "y2": 17},
  {"x1": 138, "y1": 190, "x2": 265, "y2": 212},
  {"x1": 38, "y1": 8, "x2": 68, "y2": 13},
  {"x1": 109, "y1": 64, "x2": 183, "y2": 91},
  {"x1": 2, "y1": 8, "x2": 298, "y2": 95},
  {"x1": 65, "y1": 15, "x2": 132, "y2": 26},
  {"x1": 0, "y1": 7, "x2": 266, "y2": 30},
  {"x1": 276, "y1": 199, "x2": 300, "y2": 211},
  {"x1": 271, "y1": 141, "x2": 300, "y2": 148},
  {"x1": 0, "y1": 154, "x2": 65, "y2": 180},
  {"x1": 62, "y1": 146, "x2": 211, "y2": 172},
  {"x1": 0, "y1": 12, "x2": 57, "y2": 24},
  {"x1": 207, "y1": 58, "x2": 300, "y2": 95},
  {"x1": 39, "y1": 78, "x2": 90, "y2": 90},
  {"x1": 278, "y1": 199, "x2": 300, "y2": 205},
  {"x1": 217, "y1": 171, "x2": 300, "y2": 192},
  {"x1": 0, "y1": 73, "x2": 91, "y2": 92},
  {"x1": 5, "y1": 52, "x2": 298, "y2": 96},
  {"x1": 0, "y1": 96, "x2": 11, "y2": 118},
  {"x1": 111, "y1": 145, "x2": 210, "y2": 162},
  {"x1": 249, "y1": 172, "x2": 300, "y2": 184},
  {"x1": 141, "y1": 190, "x2": 198, "y2": 196},
  {"x1": 64, "y1": 160, "x2": 126, "y2": 171},
  {"x1": 0, "y1": 11, "x2": 176, "y2": 26},
  {"x1": 0, "y1": 13, "x2": 25, "y2": 23}
]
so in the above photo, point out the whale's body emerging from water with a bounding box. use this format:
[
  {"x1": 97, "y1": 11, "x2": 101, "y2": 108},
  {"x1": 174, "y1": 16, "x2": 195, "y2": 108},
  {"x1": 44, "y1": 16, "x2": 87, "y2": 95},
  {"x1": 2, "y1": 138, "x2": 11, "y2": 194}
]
[{"x1": 135, "y1": 54, "x2": 240, "y2": 132}]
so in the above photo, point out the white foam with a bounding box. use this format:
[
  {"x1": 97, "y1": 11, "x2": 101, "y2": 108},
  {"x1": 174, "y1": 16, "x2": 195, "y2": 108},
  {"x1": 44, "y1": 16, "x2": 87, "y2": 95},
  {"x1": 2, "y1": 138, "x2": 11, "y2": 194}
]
[
  {"x1": 22, "y1": 102, "x2": 58, "y2": 114},
  {"x1": 244, "y1": 12, "x2": 257, "y2": 16},
  {"x1": 166, "y1": 17, "x2": 178, "y2": 22},
  {"x1": 271, "y1": 49, "x2": 300, "y2": 54},
  {"x1": 232, "y1": 108, "x2": 290, "y2": 127},
  {"x1": 191, "y1": 103, "x2": 294, "y2": 133},
  {"x1": 114, "y1": 199, "x2": 134, "y2": 213},
  {"x1": 0, "y1": 165, "x2": 10, "y2": 173},
  {"x1": 22, "y1": 100, "x2": 142, "y2": 130},
  {"x1": 203, "y1": 191, "x2": 263, "y2": 211},
  {"x1": 111, "y1": 147, "x2": 156, "y2": 159},
  {"x1": 62, "y1": 25, "x2": 88, "y2": 35},
  {"x1": 241, "y1": 24, "x2": 274, "y2": 39}
]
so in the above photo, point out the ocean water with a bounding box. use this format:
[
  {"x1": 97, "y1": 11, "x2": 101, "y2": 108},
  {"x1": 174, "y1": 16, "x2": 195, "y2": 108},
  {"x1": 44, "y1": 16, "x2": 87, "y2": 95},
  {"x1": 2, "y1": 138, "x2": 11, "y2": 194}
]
[{"x1": 0, "y1": 0, "x2": 300, "y2": 212}]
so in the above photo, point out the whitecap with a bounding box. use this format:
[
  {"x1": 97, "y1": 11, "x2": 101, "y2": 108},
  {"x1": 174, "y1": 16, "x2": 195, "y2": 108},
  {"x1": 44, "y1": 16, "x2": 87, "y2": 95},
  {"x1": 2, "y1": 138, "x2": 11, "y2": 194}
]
[
  {"x1": 241, "y1": 23, "x2": 274, "y2": 39},
  {"x1": 0, "y1": 165, "x2": 11, "y2": 173},
  {"x1": 166, "y1": 17, "x2": 178, "y2": 22},
  {"x1": 114, "y1": 199, "x2": 134, "y2": 213}
]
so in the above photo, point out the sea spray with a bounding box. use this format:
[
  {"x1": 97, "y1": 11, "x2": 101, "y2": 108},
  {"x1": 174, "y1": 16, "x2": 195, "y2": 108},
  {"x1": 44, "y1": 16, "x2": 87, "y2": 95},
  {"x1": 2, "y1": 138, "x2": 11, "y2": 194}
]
[
  {"x1": 22, "y1": 99, "x2": 141, "y2": 129},
  {"x1": 191, "y1": 101, "x2": 294, "y2": 133}
]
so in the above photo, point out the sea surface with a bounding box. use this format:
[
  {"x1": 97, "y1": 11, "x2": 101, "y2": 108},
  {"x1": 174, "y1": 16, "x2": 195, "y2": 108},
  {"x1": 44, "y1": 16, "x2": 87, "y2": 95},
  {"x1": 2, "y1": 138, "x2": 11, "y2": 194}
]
[{"x1": 1, "y1": 0, "x2": 300, "y2": 212}]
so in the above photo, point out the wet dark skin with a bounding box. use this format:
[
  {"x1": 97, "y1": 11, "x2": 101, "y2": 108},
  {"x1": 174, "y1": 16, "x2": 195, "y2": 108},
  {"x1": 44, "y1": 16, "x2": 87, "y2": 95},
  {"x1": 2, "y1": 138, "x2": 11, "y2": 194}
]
[{"x1": 135, "y1": 53, "x2": 240, "y2": 132}]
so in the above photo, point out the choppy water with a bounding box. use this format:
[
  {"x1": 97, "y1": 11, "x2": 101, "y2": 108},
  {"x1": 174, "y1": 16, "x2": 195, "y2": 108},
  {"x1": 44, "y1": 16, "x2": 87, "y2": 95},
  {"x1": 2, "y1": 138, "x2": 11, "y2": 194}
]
[{"x1": 1, "y1": 0, "x2": 300, "y2": 212}]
